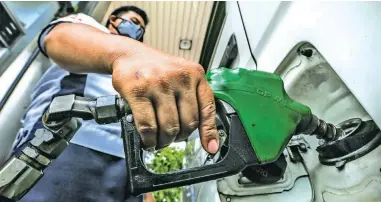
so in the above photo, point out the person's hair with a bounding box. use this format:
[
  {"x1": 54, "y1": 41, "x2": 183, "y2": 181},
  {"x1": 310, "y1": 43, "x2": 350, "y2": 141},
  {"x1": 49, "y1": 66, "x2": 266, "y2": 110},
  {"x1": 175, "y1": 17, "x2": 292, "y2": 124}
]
[{"x1": 105, "y1": 5, "x2": 149, "y2": 28}]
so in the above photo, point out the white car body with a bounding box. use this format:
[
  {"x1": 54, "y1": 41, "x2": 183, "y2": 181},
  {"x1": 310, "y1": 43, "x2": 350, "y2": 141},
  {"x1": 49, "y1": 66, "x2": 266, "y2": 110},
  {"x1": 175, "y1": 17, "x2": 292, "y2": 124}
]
[{"x1": 184, "y1": 2, "x2": 381, "y2": 202}]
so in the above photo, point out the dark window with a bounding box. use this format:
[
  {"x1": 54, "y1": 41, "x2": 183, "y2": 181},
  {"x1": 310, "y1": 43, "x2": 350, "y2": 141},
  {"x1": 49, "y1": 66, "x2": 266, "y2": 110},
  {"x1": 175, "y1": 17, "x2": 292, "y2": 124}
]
[
  {"x1": 199, "y1": 1, "x2": 226, "y2": 71},
  {"x1": 0, "y1": 3, "x2": 22, "y2": 48}
]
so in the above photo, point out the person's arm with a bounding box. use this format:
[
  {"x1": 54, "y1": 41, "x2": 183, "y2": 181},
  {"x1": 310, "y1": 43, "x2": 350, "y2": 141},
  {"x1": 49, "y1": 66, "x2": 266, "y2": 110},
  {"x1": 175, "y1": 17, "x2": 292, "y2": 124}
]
[
  {"x1": 44, "y1": 23, "x2": 144, "y2": 74},
  {"x1": 43, "y1": 22, "x2": 219, "y2": 153}
]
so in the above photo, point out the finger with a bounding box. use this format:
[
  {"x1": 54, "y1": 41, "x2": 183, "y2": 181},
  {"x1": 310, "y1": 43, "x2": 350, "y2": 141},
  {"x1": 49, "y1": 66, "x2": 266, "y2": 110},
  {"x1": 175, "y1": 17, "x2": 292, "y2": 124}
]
[
  {"x1": 154, "y1": 94, "x2": 180, "y2": 149},
  {"x1": 197, "y1": 78, "x2": 218, "y2": 154},
  {"x1": 127, "y1": 96, "x2": 157, "y2": 150},
  {"x1": 175, "y1": 91, "x2": 199, "y2": 142}
]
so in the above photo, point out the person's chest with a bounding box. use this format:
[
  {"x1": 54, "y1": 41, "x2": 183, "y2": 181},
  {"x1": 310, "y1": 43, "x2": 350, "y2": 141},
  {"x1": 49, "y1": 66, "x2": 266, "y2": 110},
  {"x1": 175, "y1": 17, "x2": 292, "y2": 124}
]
[{"x1": 84, "y1": 73, "x2": 118, "y2": 98}]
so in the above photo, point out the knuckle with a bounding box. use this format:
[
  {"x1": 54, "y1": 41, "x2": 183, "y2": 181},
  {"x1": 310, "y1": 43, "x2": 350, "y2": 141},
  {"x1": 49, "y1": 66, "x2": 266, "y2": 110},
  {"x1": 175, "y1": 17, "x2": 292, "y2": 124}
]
[
  {"x1": 186, "y1": 120, "x2": 199, "y2": 131},
  {"x1": 193, "y1": 64, "x2": 205, "y2": 77},
  {"x1": 202, "y1": 102, "x2": 216, "y2": 115},
  {"x1": 163, "y1": 126, "x2": 180, "y2": 137},
  {"x1": 201, "y1": 123, "x2": 218, "y2": 139},
  {"x1": 156, "y1": 76, "x2": 172, "y2": 94},
  {"x1": 138, "y1": 125, "x2": 157, "y2": 136},
  {"x1": 175, "y1": 69, "x2": 192, "y2": 87},
  {"x1": 202, "y1": 123, "x2": 217, "y2": 133},
  {"x1": 128, "y1": 83, "x2": 148, "y2": 97},
  {"x1": 138, "y1": 126, "x2": 157, "y2": 148}
]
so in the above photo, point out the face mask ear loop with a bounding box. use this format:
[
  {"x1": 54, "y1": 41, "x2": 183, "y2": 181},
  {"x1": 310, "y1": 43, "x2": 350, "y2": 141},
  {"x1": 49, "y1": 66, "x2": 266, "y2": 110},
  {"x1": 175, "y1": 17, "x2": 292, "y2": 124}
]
[
  {"x1": 137, "y1": 28, "x2": 145, "y2": 41},
  {"x1": 110, "y1": 20, "x2": 122, "y2": 35}
]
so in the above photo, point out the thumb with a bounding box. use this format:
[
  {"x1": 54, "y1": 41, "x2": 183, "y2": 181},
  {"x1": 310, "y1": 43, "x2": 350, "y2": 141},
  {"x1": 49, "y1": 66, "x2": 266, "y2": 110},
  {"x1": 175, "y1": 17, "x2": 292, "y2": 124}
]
[{"x1": 197, "y1": 78, "x2": 219, "y2": 154}]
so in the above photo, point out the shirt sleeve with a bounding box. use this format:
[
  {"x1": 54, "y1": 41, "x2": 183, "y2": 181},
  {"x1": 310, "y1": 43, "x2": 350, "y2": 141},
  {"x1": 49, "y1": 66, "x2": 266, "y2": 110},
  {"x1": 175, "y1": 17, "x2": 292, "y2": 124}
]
[{"x1": 38, "y1": 13, "x2": 110, "y2": 57}]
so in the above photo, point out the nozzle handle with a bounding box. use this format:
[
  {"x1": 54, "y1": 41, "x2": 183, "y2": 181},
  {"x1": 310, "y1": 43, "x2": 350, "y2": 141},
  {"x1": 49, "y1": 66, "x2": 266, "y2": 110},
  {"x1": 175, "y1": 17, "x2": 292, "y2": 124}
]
[{"x1": 121, "y1": 115, "x2": 259, "y2": 196}]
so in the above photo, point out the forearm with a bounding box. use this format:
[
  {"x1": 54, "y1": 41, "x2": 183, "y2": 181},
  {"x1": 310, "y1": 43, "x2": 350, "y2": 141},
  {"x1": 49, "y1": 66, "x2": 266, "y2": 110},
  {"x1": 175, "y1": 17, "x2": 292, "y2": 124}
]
[{"x1": 43, "y1": 23, "x2": 148, "y2": 74}]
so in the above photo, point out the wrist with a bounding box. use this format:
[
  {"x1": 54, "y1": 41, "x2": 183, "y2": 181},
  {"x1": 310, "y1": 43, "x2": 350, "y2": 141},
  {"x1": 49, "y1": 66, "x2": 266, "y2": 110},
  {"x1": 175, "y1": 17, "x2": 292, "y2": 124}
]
[{"x1": 105, "y1": 35, "x2": 147, "y2": 74}]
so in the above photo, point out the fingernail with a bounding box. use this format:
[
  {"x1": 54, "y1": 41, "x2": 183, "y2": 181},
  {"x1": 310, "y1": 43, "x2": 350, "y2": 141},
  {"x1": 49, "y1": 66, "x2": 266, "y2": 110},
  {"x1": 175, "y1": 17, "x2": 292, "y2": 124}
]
[{"x1": 207, "y1": 139, "x2": 218, "y2": 154}]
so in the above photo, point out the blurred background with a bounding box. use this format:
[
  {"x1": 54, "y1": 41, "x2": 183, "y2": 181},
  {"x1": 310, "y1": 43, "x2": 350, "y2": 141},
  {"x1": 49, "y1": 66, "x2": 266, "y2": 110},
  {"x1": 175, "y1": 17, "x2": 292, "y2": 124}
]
[{"x1": 101, "y1": 1, "x2": 213, "y2": 62}]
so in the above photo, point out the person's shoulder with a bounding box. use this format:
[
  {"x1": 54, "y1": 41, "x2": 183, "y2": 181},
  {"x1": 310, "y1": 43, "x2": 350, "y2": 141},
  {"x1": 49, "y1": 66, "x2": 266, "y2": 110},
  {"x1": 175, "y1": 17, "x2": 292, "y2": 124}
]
[
  {"x1": 57, "y1": 13, "x2": 95, "y2": 23},
  {"x1": 38, "y1": 13, "x2": 110, "y2": 57},
  {"x1": 52, "y1": 13, "x2": 110, "y2": 34}
]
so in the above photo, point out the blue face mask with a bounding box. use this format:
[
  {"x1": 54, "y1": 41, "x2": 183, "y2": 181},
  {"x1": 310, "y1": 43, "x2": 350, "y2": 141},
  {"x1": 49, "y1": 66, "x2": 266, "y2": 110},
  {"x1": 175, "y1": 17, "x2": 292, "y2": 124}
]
[{"x1": 112, "y1": 17, "x2": 145, "y2": 41}]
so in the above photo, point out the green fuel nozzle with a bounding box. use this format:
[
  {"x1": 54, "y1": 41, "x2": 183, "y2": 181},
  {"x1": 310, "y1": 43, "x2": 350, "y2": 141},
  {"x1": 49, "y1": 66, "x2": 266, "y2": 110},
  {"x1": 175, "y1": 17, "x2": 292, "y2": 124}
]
[
  {"x1": 119, "y1": 67, "x2": 347, "y2": 195},
  {"x1": 207, "y1": 67, "x2": 313, "y2": 163}
]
